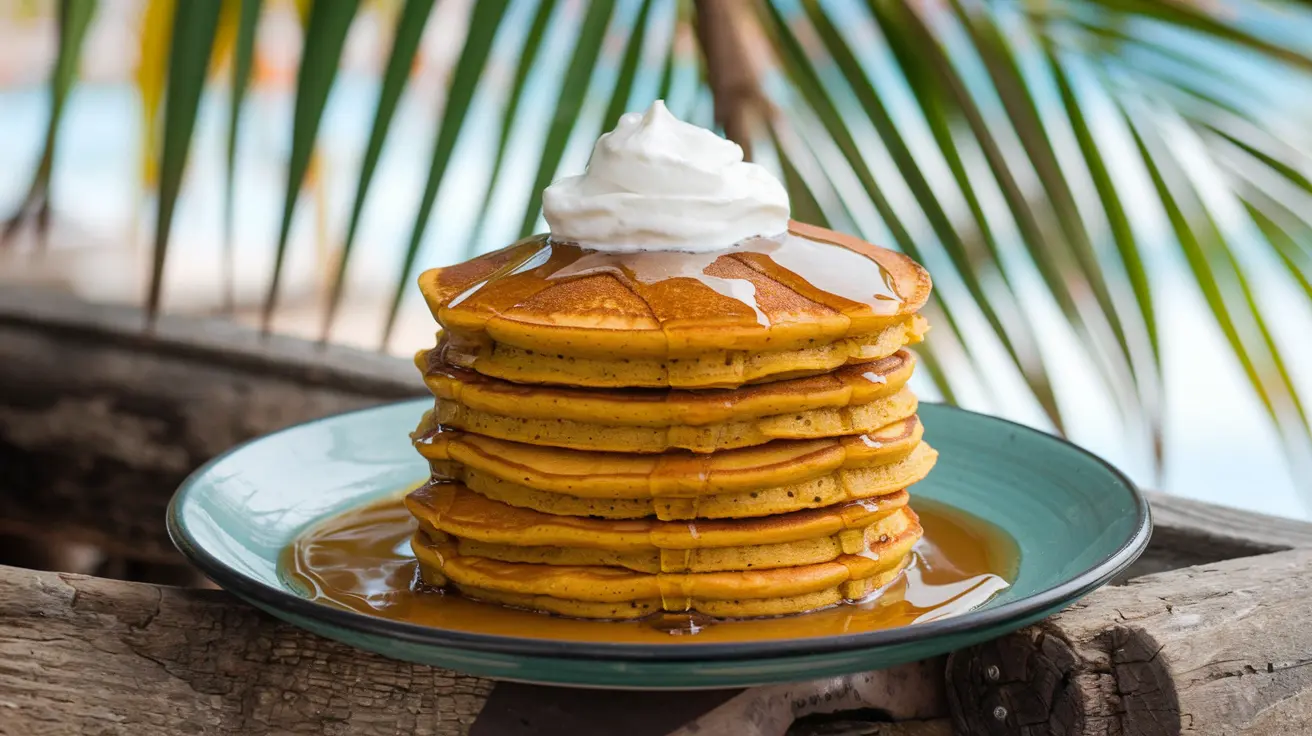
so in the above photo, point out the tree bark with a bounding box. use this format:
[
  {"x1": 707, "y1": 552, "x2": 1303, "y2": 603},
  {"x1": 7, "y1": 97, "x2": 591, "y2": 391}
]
[
  {"x1": 8, "y1": 548, "x2": 1312, "y2": 735},
  {"x1": 1119, "y1": 491, "x2": 1312, "y2": 577},
  {"x1": 0, "y1": 564, "x2": 492, "y2": 735},
  {"x1": 946, "y1": 548, "x2": 1312, "y2": 735}
]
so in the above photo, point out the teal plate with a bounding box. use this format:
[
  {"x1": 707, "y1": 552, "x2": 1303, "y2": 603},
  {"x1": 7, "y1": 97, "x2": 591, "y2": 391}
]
[{"x1": 167, "y1": 400, "x2": 1149, "y2": 689}]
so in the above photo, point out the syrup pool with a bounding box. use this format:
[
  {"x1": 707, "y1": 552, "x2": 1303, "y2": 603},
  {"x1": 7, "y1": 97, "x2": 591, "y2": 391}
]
[{"x1": 279, "y1": 494, "x2": 1017, "y2": 645}]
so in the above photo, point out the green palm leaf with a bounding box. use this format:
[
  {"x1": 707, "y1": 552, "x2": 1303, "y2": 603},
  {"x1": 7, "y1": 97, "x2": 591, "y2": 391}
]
[
  {"x1": 464, "y1": 0, "x2": 559, "y2": 260},
  {"x1": 221, "y1": 0, "x2": 263, "y2": 314},
  {"x1": 147, "y1": 0, "x2": 222, "y2": 320},
  {"x1": 885, "y1": 0, "x2": 1139, "y2": 419},
  {"x1": 380, "y1": 0, "x2": 514, "y2": 348},
  {"x1": 1046, "y1": 48, "x2": 1162, "y2": 457},
  {"x1": 515, "y1": 0, "x2": 618, "y2": 239},
  {"x1": 1100, "y1": 0, "x2": 1312, "y2": 72},
  {"x1": 1211, "y1": 127, "x2": 1312, "y2": 200},
  {"x1": 1245, "y1": 203, "x2": 1312, "y2": 305},
  {"x1": 1127, "y1": 107, "x2": 1312, "y2": 489},
  {"x1": 601, "y1": 0, "x2": 659, "y2": 133},
  {"x1": 32, "y1": 0, "x2": 1312, "y2": 500},
  {"x1": 262, "y1": 0, "x2": 361, "y2": 332},
  {"x1": 790, "y1": 1, "x2": 1062, "y2": 429},
  {"x1": 948, "y1": 2, "x2": 1143, "y2": 407},
  {"x1": 3, "y1": 0, "x2": 97, "y2": 247},
  {"x1": 322, "y1": 0, "x2": 436, "y2": 341},
  {"x1": 764, "y1": 5, "x2": 988, "y2": 379},
  {"x1": 764, "y1": 126, "x2": 831, "y2": 230}
]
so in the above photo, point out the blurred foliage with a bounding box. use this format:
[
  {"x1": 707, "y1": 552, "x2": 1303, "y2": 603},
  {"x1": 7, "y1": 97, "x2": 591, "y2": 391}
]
[{"x1": 7, "y1": 0, "x2": 1312, "y2": 494}]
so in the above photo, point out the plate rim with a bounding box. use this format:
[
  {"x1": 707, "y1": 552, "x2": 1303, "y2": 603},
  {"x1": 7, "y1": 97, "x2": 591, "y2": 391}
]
[{"x1": 167, "y1": 399, "x2": 1152, "y2": 664}]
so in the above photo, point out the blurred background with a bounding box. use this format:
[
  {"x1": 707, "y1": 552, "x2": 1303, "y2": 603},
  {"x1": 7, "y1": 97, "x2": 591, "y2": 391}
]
[{"x1": 2, "y1": 0, "x2": 1311, "y2": 518}]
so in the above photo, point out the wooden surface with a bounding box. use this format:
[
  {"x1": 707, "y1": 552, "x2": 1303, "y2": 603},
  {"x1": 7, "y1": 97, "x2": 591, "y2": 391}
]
[
  {"x1": 6, "y1": 538, "x2": 1312, "y2": 734},
  {"x1": 1127, "y1": 491, "x2": 1312, "y2": 577},
  {"x1": 946, "y1": 548, "x2": 1312, "y2": 735},
  {"x1": 0, "y1": 286, "x2": 420, "y2": 564},
  {"x1": 0, "y1": 563, "x2": 492, "y2": 735}
]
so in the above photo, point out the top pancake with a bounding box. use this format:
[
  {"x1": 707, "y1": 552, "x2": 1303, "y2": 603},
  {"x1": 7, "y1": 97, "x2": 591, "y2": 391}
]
[{"x1": 419, "y1": 221, "x2": 931, "y2": 364}]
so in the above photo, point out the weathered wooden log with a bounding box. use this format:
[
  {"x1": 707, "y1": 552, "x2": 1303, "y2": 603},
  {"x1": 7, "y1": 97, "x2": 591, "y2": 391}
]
[
  {"x1": 0, "y1": 287, "x2": 420, "y2": 564},
  {"x1": 1120, "y1": 491, "x2": 1312, "y2": 577},
  {"x1": 6, "y1": 547, "x2": 1312, "y2": 735},
  {"x1": 945, "y1": 548, "x2": 1312, "y2": 735},
  {"x1": 0, "y1": 561, "x2": 944, "y2": 736},
  {"x1": 0, "y1": 563, "x2": 493, "y2": 735}
]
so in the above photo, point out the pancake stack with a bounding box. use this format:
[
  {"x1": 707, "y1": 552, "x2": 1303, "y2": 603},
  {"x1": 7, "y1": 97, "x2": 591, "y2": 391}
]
[{"x1": 407, "y1": 221, "x2": 936, "y2": 620}]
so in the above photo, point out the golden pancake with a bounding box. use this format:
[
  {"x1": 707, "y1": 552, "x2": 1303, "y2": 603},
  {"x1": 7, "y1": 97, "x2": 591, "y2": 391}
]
[
  {"x1": 404, "y1": 178, "x2": 938, "y2": 622},
  {"x1": 414, "y1": 415, "x2": 924, "y2": 497},
  {"x1": 419, "y1": 222, "x2": 931, "y2": 388},
  {"x1": 413, "y1": 418, "x2": 935, "y2": 519},
  {"x1": 405, "y1": 482, "x2": 913, "y2": 573},
  {"x1": 415, "y1": 509, "x2": 911, "y2": 574},
  {"x1": 452, "y1": 447, "x2": 932, "y2": 520},
  {"x1": 410, "y1": 509, "x2": 922, "y2": 619},
  {"x1": 430, "y1": 386, "x2": 917, "y2": 454},
  {"x1": 419, "y1": 350, "x2": 915, "y2": 427},
  {"x1": 438, "y1": 315, "x2": 928, "y2": 389}
]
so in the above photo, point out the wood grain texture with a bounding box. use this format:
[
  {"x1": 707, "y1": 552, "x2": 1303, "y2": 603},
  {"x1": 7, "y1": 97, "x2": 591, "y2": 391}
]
[
  {"x1": 1126, "y1": 491, "x2": 1312, "y2": 577},
  {"x1": 946, "y1": 548, "x2": 1312, "y2": 735},
  {"x1": 7, "y1": 550, "x2": 1312, "y2": 735},
  {"x1": 0, "y1": 563, "x2": 492, "y2": 736},
  {"x1": 0, "y1": 287, "x2": 421, "y2": 563}
]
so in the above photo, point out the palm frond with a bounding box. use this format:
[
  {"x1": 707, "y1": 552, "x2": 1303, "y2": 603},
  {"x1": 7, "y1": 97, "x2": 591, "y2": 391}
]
[
  {"x1": 3, "y1": 0, "x2": 97, "y2": 247},
  {"x1": 1127, "y1": 105, "x2": 1312, "y2": 488},
  {"x1": 601, "y1": 0, "x2": 659, "y2": 134},
  {"x1": 321, "y1": 0, "x2": 436, "y2": 341},
  {"x1": 762, "y1": 3, "x2": 999, "y2": 406},
  {"x1": 1046, "y1": 47, "x2": 1162, "y2": 457},
  {"x1": 147, "y1": 0, "x2": 221, "y2": 319},
  {"x1": 1245, "y1": 202, "x2": 1312, "y2": 306},
  {"x1": 947, "y1": 1, "x2": 1145, "y2": 421},
  {"x1": 464, "y1": 0, "x2": 560, "y2": 260},
  {"x1": 792, "y1": 1, "x2": 1063, "y2": 428},
  {"x1": 1100, "y1": 0, "x2": 1312, "y2": 72},
  {"x1": 261, "y1": 0, "x2": 361, "y2": 331},
  {"x1": 27, "y1": 0, "x2": 1312, "y2": 500},
  {"x1": 135, "y1": 0, "x2": 173, "y2": 195},
  {"x1": 381, "y1": 0, "x2": 516, "y2": 347},
  {"x1": 884, "y1": 0, "x2": 1136, "y2": 417},
  {"x1": 515, "y1": 0, "x2": 619, "y2": 239},
  {"x1": 221, "y1": 0, "x2": 263, "y2": 315}
]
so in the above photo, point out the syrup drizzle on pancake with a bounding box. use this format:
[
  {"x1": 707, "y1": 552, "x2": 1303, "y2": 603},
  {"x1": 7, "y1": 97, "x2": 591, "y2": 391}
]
[
  {"x1": 280, "y1": 494, "x2": 1015, "y2": 643},
  {"x1": 443, "y1": 225, "x2": 903, "y2": 328}
]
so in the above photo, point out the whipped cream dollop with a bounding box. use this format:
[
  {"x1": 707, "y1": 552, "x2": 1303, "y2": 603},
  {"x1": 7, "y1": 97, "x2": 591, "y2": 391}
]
[{"x1": 542, "y1": 100, "x2": 790, "y2": 253}]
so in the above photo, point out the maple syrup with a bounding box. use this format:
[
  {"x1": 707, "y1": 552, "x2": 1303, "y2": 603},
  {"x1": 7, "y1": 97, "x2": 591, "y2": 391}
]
[{"x1": 279, "y1": 494, "x2": 1016, "y2": 644}]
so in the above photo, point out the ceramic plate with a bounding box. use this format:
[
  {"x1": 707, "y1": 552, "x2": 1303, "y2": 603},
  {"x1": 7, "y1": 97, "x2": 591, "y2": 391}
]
[{"x1": 167, "y1": 400, "x2": 1149, "y2": 689}]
